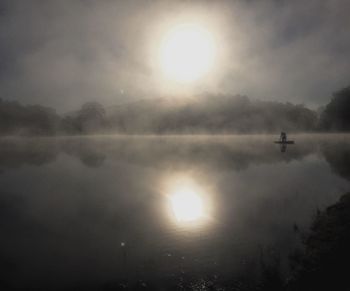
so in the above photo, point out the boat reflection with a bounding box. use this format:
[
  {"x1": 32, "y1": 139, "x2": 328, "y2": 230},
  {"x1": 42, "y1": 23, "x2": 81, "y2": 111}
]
[{"x1": 280, "y1": 143, "x2": 287, "y2": 152}]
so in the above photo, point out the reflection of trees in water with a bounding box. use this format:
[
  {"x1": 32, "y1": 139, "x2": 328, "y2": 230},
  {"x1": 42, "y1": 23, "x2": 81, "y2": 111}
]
[
  {"x1": 0, "y1": 139, "x2": 58, "y2": 170},
  {"x1": 100, "y1": 135, "x2": 350, "y2": 175},
  {"x1": 62, "y1": 139, "x2": 106, "y2": 168},
  {"x1": 321, "y1": 139, "x2": 350, "y2": 181},
  {"x1": 0, "y1": 138, "x2": 106, "y2": 171},
  {"x1": 288, "y1": 192, "x2": 350, "y2": 291},
  {"x1": 78, "y1": 152, "x2": 105, "y2": 167},
  {"x1": 0, "y1": 135, "x2": 350, "y2": 175},
  {"x1": 94, "y1": 136, "x2": 316, "y2": 172}
]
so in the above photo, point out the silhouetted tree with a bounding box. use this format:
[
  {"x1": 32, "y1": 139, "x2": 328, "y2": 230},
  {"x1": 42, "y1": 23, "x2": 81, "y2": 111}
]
[
  {"x1": 60, "y1": 115, "x2": 81, "y2": 134},
  {"x1": 288, "y1": 192, "x2": 350, "y2": 291},
  {"x1": 319, "y1": 86, "x2": 350, "y2": 131},
  {"x1": 107, "y1": 95, "x2": 318, "y2": 134},
  {"x1": 77, "y1": 102, "x2": 106, "y2": 133},
  {"x1": 0, "y1": 98, "x2": 60, "y2": 135}
]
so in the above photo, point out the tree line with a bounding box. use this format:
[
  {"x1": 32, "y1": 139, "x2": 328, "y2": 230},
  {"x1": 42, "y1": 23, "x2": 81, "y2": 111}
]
[{"x1": 0, "y1": 85, "x2": 349, "y2": 135}]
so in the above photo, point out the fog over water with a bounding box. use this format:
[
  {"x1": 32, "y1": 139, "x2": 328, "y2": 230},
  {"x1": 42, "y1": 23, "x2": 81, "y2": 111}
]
[
  {"x1": 0, "y1": 134, "x2": 349, "y2": 290},
  {"x1": 1, "y1": 1, "x2": 350, "y2": 290}
]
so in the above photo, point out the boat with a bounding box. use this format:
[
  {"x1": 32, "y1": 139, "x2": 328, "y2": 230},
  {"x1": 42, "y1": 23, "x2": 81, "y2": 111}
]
[{"x1": 274, "y1": 141, "x2": 295, "y2": 144}]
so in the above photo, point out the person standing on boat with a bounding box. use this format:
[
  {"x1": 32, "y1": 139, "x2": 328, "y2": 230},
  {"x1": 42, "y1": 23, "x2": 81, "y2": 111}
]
[{"x1": 280, "y1": 132, "x2": 287, "y2": 142}]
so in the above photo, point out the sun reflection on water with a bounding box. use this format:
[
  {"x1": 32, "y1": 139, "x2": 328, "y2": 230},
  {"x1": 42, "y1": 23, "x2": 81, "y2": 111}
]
[
  {"x1": 170, "y1": 186, "x2": 204, "y2": 222},
  {"x1": 164, "y1": 176, "x2": 209, "y2": 225}
]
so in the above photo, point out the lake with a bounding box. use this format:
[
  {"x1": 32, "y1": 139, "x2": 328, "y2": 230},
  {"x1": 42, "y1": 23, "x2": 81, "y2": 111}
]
[{"x1": 0, "y1": 134, "x2": 349, "y2": 290}]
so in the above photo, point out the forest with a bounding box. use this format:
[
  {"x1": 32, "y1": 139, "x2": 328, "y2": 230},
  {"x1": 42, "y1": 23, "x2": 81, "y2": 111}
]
[{"x1": 0, "y1": 86, "x2": 349, "y2": 136}]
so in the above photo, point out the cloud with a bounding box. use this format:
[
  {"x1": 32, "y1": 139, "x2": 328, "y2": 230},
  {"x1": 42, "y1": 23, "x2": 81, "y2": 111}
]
[{"x1": 0, "y1": 0, "x2": 349, "y2": 111}]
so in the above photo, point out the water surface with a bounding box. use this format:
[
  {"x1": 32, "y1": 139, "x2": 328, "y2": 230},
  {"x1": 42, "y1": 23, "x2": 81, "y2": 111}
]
[{"x1": 0, "y1": 134, "x2": 349, "y2": 290}]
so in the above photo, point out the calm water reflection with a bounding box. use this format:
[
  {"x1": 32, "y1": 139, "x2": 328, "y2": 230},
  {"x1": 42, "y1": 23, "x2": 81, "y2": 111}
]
[
  {"x1": 0, "y1": 134, "x2": 349, "y2": 290},
  {"x1": 166, "y1": 176, "x2": 207, "y2": 223}
]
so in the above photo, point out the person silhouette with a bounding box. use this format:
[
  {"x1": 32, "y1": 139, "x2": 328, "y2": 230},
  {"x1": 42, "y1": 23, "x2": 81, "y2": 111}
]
[{"x1": 280, "y1": 132, "x2": 287, "y2": 142}]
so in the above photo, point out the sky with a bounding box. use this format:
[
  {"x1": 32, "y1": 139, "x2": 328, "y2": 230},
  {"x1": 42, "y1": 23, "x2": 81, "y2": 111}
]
[{"x1": 0, "y1": 0, "x2": 349, "y2": 112}]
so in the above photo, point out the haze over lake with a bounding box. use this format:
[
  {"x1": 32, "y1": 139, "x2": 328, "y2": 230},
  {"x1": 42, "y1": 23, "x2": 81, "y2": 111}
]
[
  {"x1": 1, "y1": 1, "x2": 350, "y2": 290},
  {"x1": 1, "y1": 134, "x2": 349, "y2": 290}
]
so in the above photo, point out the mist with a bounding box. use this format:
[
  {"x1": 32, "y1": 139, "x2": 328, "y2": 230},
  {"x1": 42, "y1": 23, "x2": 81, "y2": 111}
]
[
  {"x1": 2, "y1": 86, "x2": 350, "y2": 136},
  {"x1": 1, "y1": 1, "x2": 350, "y2": 290},
  {"x1": 1, "y1": 0, "x2": 350, "y2": 111}
]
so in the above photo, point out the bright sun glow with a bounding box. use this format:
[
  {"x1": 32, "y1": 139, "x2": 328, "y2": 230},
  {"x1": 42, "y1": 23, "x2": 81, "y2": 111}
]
[
  {"x1": 160, "y1": 24, "x2": 216, "y2": 83},
  {"x1": 170, "y1": 186, "x2": 204, "y2": 222}
]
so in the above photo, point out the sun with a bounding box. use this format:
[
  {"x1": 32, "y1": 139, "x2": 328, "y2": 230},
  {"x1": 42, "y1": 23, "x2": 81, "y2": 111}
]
[{"x1": 160, "y1": 24, "x2": 216, "y2": 83}]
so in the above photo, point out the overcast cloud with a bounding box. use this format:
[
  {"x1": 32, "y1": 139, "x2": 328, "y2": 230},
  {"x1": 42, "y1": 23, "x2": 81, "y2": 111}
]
[{"x1": 0, "y1": 0, "x2": 349, "y2": 112}]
